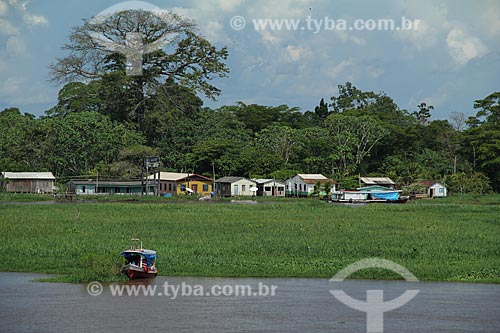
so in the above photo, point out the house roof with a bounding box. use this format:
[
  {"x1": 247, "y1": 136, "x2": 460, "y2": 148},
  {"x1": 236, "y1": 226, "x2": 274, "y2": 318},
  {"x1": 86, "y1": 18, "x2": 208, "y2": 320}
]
[
  {"x1": 415, "y1": 180, "x2": 440, "y2": 187},
  {"x1": 149, "y1": 172, "x2": 193, "y2": 181},
  {"x1": 2, "y1": 172, "x2": 55, "y2": 180},
  {"x1": 429, "y1": 183, "x2": 446, "y2": 188},
  {"x1": 296, "y1": 174, "x2": 334, "y2": 184},
  {"x1": 253, "y1": 179, "x2": 285, "y2": 185},
  {"x1": 148, "y1": 172, "x2": 211, "y2": 182},
  {"x1": 67, "y1": 179, "x2": 143, "y2": 186},
  {"x1": 216, "y1": 176, "x2": 255, "y2": 184},
  {"x1": 360, "y1": 177, "x2": 395, "y2": 185}
]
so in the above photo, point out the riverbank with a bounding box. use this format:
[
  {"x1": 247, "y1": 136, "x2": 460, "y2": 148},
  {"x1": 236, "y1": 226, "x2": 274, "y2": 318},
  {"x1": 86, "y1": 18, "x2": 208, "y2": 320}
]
[{"x1": 0, "y1": 197, "x2": 499, "y2": 283}]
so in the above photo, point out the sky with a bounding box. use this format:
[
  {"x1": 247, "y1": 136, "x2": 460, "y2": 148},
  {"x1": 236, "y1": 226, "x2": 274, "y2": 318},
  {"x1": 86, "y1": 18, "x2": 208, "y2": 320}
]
[{"x1": 0, "y1": 0, "x2": 499, "y2": 119}]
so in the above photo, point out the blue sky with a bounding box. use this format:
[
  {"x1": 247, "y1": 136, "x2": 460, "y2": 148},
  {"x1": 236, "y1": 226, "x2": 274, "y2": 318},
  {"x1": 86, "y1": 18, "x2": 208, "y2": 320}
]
[{"x1": 0, "y1": 0, "x2": 499, "y2": 119}]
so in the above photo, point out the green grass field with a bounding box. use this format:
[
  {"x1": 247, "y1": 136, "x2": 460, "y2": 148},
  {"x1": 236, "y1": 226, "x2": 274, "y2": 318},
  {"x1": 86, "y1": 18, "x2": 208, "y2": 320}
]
[{"x1": 0, "y1": 195, "x2": 499, "y2": 283}]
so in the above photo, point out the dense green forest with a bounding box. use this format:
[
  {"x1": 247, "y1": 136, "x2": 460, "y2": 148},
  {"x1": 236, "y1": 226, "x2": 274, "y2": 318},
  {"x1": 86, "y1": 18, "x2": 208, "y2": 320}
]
[{"x1": 0, "y1": 10, "x2": 499, "y2": 192}]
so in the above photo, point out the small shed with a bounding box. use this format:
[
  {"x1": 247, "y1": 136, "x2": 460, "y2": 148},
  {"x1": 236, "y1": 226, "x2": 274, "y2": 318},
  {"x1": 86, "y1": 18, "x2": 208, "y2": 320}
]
[
  {"x1": 428, "y1": 183, "x2": 447, "y2": 198},
  {"x1": 1, "y1": 172, "x2": 56, "y2": 194},
  {"x1": 412, "y1": 180, "x2": 448, "y2": 198},
  {"x1": 215, "y1": 177, "x2": 257, "y2": 197}
]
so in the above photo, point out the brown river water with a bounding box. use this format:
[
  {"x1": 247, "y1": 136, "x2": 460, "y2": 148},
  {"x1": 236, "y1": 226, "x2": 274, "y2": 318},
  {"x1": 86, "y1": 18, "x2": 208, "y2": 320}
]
[{"x1": 1, "y1": 273, "x2": 499, "y2": 332}]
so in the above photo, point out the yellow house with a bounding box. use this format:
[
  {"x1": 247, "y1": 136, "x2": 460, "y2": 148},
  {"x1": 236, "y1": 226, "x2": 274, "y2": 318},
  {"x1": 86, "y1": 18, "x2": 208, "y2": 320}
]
[{"x1": 149, "y1": 172, "x2": 213, "y2": 196}]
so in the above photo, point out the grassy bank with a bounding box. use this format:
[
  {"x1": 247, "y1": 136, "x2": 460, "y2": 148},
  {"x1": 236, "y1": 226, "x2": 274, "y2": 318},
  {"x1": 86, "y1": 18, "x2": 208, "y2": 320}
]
[{"x1": 0, "y1": 199, "x2": 499, "y2": 283}]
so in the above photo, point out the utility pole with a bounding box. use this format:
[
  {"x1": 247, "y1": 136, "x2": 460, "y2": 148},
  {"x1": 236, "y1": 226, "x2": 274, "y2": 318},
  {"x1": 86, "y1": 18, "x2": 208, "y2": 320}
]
[{"x1": 212, "y1": 162, "x2": 216, "y2": 200}]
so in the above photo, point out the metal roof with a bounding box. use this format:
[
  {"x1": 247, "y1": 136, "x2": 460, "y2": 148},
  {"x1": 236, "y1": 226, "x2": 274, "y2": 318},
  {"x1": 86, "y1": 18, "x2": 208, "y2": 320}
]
[
  {"x1": 360, "y1": 177, "x2": 395, "y2": 185},
  {"x1": 67, "y1": 180, "x2": 143, "y2": 186},
  {"x1": 148, "y1": 172, "x2": 193, "y2": 181},
  {"x1": 295, "y1": 174, "x2": 334, "y2": 184},
  {"x1": 216, "y1": 176, "x2": 255, "y2": 183},
  {"x1": 1, "y1": 172, "x2": 55, "y2": 180},
  {"x1": 148, "y1": 172, "x2": 211, "y2": 182},
  {"x1": 253, "y1": 179, "x2": 285, "y2": 185},
  {"x1": 297, "y1": 174, "x2": 328, "y2": 180}
]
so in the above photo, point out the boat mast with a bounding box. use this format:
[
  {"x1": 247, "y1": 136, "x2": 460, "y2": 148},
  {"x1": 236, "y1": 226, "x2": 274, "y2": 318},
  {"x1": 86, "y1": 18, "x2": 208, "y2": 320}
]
[{"x1": 131, "y1": 238, "x2": 139, "y2": 250}]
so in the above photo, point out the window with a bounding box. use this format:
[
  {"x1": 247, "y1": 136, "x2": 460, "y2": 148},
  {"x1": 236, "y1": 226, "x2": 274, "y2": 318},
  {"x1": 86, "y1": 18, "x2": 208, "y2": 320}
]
[
  {"x1": 278, "y1": 187, "x2": 284, "y2": 191},
  {"x1": 439, "y1": 188, "x2": 444, "y2": 193},
  {"x1": 180, "y1": 184, "x2": 186, "y2": 191},
  {"x1": 242, "y1": 185, "x2": 246, "y2": 192},
  {"x1": 169, "y1": 183, "x2": 172, "y2": 191},
  {"x1": 203, "y1": 184, "x2": 209, "y2": 191},
  {"x1": 173, "y1": 184, "x2": 177, "y2": 191},
  {"x1": 265, "y1": 186, "x2": 271, "y2": 191},
  {"x1": 82, "y1": 186, "x2": 86, "y2": 193}
]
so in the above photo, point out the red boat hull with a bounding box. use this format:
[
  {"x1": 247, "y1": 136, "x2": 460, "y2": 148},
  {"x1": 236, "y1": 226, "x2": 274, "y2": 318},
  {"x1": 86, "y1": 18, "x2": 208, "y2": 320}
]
[
  {"x1": 126, "y1": 269, "x2": 157, "y2": 280},
  {"x1": 122, "y1": 265, "x2": 158, "y2": 280}
]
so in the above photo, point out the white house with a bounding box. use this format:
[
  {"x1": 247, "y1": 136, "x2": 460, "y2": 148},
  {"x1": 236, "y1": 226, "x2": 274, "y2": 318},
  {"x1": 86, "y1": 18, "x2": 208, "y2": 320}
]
[
  {"x1": 428, "y1": 183, "x2": 447, "y2": 198},
  {"x1": 285, "y1": 174, "x2": 335, "y2": 197},
  {"x1": 253, "y1": 179, "x2": 285, "y2": 197},
  {"x1": 215, "y1": 177, "x2": 257, "y2": 197}
]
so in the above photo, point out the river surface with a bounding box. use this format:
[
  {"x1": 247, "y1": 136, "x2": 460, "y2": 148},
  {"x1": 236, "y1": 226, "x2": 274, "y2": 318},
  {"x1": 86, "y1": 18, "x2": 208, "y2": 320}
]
[{"x1": 0, "y1": 273, "x2": 499, "y2": 332}]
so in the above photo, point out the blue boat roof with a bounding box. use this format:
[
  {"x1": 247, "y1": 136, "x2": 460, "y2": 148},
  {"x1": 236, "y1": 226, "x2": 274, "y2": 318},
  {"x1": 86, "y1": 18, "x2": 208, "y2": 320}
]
[{"x1": 121, "y1": 249, "x2": 157, "y2": 266}]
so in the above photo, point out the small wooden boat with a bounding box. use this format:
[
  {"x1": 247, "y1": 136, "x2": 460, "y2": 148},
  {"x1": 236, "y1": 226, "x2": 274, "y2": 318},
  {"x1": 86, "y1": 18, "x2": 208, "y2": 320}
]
[{"x1": 120, "y1": 239, "x2": 158, "y2": 280}]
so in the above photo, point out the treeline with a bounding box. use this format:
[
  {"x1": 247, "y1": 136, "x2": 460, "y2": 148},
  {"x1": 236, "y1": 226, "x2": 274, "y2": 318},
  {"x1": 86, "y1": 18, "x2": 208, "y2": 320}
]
[{"x1": 1, "y1": 81, "x2": 499, "y2": 192}]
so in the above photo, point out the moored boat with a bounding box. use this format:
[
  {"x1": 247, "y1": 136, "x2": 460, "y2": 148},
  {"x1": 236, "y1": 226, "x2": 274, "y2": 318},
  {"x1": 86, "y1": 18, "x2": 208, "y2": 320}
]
[
  {"x1": 331, "y1": 186, "x2": 408, "y2": 204},
  {"x1": 120, "y1": 239, "x2": 158, "y2": 280}
]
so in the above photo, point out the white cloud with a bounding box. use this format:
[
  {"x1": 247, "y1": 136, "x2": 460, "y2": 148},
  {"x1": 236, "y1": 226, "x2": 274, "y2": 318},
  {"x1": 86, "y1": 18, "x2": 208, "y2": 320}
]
[
  {"x1": 0, "y1": 76, "x2": 23, "y2": 97},
  {"x1": 6, "y1": 35, "x2": 26, "y2": 55},
  {"x1": 480, "y1": 6, "x2": 500, "y2": 38},
  {"x1": 394, "y1": 20, "x2": 437, "y2": 50},
  {"x1": 0, "y1": 76, "x2": 55, "y2": 105},
  {"x1": 0, "y1": 18, "x2": 18, "y2": 35},
  {"x1": 5, "y1": 0, "x2": 48, "y2": 26},
  {"x1": 259, "y1": 30, "x2": 280, "y2": 45},
  {"x1": 286, "y1": 45, "x2": 303, "y2": 61},
  {"x1": 326, "y1": 58, "x2": 355, "y2": 80},
  {"x1": 0, "y1": 0, "x2": 8, "y2": 16},
  {"x1": 367, "y1": 66, "x2": 384, "y2": 79},
  {"x1": 0, "y1": 58, "x2": 6, "y2": 73},
  {"x1": 213, "y1": 0, "x2": 245, "y2": 13},
  {"x1": 23, "y1": 13, "x2": 48, "y2": 26},
  {"x1": 446, "y1": 29, "x2": 488, "y2": 66},
  {"x1": 391, "y1": 0, "x2": 449, "y2": 50}
]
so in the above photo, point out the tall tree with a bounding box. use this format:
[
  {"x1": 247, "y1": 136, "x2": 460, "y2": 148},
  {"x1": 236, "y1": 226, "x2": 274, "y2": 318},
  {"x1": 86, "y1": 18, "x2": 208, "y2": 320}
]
[
  {"x1": 324, "y1": 114, "x2": 388, "y2": 175},
  {"x1": 0, "y1": 108, "x2": 37, "y2": 171},
  {"x1": 413, "y1": 102, "x2": 434, "y2": 125},
  {"x1": 314, "y1": 98, "x2": 330, "y2": 120},
  {"x1": 49, "y1": 10, "x2": 228, "y2": 128},
  {"x1": 461, "y1": 92, "x2": 500, "y2": 190}
]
